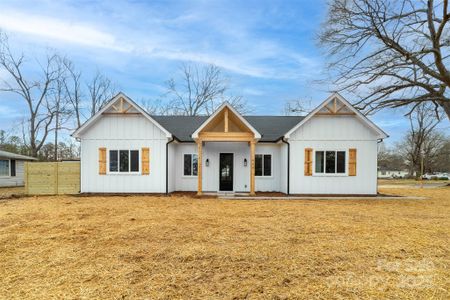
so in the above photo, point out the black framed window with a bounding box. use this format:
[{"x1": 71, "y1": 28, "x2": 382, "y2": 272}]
[
  {"x1": 325, "y1": 151, "x2": 336, "y2": 173},
  {"x1": 315, "y1": 151, "x2": 324, "y2": 173},
  {"x1": 255, "y1": 154, "x2": 271, "y2": 176},
  {"x1": 130, "y1": 150, "x2": 139, "y2": 172},
  {"x1": 183, "y1": 154, "x2": 198, "y2": 176},
  {"x1": 336, "y1": 151, "x2": 346, "y2": 173},
  {"x1": 315, "y1": 150, "x2": 346, "y2": 174},
  {"x1": 109, "y1": 150, "x2": 139, "y2": 173},
  {"x1": 109, "y1": 150, "x2": 118, "y2": 172},
  {"x1": 119, "y1": 150, "x2": 129, "y2": 172}
]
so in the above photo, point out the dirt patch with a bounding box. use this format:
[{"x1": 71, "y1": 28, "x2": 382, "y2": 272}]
[
  {"x1": 0, "y1": 186, "x2": 25, "y2": 199},
  {"x1": 0, "y1": 187, "x2": 448, "y2": 299}
]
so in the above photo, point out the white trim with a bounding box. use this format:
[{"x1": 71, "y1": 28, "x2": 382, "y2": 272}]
[
  {"x1": 312, "y1": 149, "x2": 348, "y2": 177},
  {"x1": 182, "y1": 153, "x2": 198, "y2": 177},
  {"x1": 284, "y1": 93, "x2": 389, "y2": 140},
  {"x1": 191, "y1": 102, "x2": 261, "y2": 139},
  {"x1": 72, "y1": 92, "x2": 172, "y2": 139},
  {"x1": 107, "y1": 149, "x2": 141, "y2": 175}
]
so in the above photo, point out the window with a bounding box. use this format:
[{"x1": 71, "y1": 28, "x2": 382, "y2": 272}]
[
  {"x1": 255, "y1": 154, "x2": 272, "y2": 176},
  {"x1": 315, "y1": 151, "x2": 324, "y2": 173},
  {"x1": 184, "y1": 154, "x2": 198, "y2": 176},
  {"x1": 315, "y1": 151, "x2": 346, "y2": 174},
  {"x1": 110, "y1": 151, "x2": 118, "y2": 172},
  {"x1": 0, "y1": 160, "x2": 9, "y2": 176},
  {"x1": 109, "y1": 150, "x2": 139, "y2": 173}
]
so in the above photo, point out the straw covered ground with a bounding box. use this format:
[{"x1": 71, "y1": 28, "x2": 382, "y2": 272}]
[{"x1": 0, "y1": 187, "x2": 449, "y2": 299}]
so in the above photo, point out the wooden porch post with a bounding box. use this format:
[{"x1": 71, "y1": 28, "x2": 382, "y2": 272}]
[
  {"x1": 197, "y1": 140, "x2": 203, "y2": 196},
  {"x1": 250, "y1": 140, "x2": 256, "y2": 195}
]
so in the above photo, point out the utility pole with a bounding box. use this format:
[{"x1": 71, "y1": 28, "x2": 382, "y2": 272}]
[{"x1": 420, "y1": 150, "x2": 424, "y2": 189}]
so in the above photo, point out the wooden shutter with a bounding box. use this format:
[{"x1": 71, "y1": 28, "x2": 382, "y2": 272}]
[
  {"x1": 10, "y1": 160, "x2": 16, "y2": 177},
  {"x1": 99, "y1": 148, "x2": 106, "y2": 175},
  {"x1": 349, "y1": 148, "x2": 357, "y2": 176},
  {"x1": 304, "y1": 148, "x2": 313, "y2": 176},
  {"x1": 142, "y1": 147, "x2": 150, "y2": 175}
]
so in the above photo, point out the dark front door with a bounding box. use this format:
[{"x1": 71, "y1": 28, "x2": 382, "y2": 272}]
[{"x1": 219, "y1": 153, "x2": 233, "y2": 191}]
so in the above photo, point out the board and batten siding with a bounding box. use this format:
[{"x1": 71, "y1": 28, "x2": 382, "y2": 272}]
[
  {"x1": 80, "y1": 115, "x2": 168, "y2": 193},
  {"x1": 289, "y1": 115, "x2": 379, "y2": 195},
  {"x1": 167, "y1": 142, "x2": 176, "y2": 193},
  {"x1": 0, "y1": 160, "x2": 25, "y2": 187},
  {"x1": 173, "y1": 142, "x2": 283, "y2": 192}
]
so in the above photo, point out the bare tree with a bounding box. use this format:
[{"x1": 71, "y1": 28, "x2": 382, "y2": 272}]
[
  {"x1": 319, "y1": 0, "x2": 450, "y2": 120},
  {"x1": 52, "y1": 69, "x2": 74, "y2": 161},
  {"x1": 283, "y1": 98, "x2": 313, "y2": 115},
  {"x1": 0, "y1": 32, "x2": 63, "y2": 157},
  {"x1": 141, "y1": 98, "x2": 172, "y2": 115},
  {"x1": 62, "y1": 59, "x2": 83, "y2": 128},
  {"x1": 165, "y1": 63, "x2": 248, "y2": 116},
  {"x1": 377, "y1": 142, "x2": 408, "y2": 172},
  {"x1": 87, "y1": 71, "x2": 116, "y2": 117},
  {"x1": 396, "y1": 103, "x2": 445, "y2": 176}
]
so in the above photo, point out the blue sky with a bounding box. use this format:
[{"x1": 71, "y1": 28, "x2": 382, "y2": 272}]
[{"x1": 0, "y1": 0, "x2": 443, "y2": 145}]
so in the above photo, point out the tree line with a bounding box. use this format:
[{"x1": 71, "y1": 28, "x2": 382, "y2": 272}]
[
  {"x1": 0, "y1": 32, "x2": 246, "y2": 160},
  {"x1": 378, "y1": 103, "x2": 450, "y2": 176},
  {"x1": 0, "y1": 32, "x2": 117, "y2": 159}
]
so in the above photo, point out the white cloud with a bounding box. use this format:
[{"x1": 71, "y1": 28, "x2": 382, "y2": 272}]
[
  {"x1": 0, "y1": 10, "x2": 130, "y2": 52},
  {"x1": 0, "y1": 5, "x2": 321, "y2": 80}
]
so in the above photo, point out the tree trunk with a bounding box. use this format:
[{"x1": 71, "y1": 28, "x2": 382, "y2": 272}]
[
  {"x1": 441, "y1": 101, "x2": 450, "y2": 121},
  {"x1": 54, "y1": 110, "x2": 59, "y2": 161}
]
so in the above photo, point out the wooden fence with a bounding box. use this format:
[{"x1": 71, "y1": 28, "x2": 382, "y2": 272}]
[{"x1": 25, "y1": 162, "x2": 80, "y2": 195}]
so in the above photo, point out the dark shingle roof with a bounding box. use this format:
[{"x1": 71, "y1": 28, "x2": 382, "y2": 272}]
[{"x1": 151, "y1": 115, "x2": 305, "y2": 142}]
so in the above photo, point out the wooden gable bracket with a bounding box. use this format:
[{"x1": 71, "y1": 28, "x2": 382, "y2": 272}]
[
  {"x1": 317, "y1": 97, "x2": 356, "y2": 116},
  {"x1": 104, "y1": 97, "x2": 137, "y2": 115},
  {"x1": 224, "y1": 108, "x2": 229, "y2": 132}
]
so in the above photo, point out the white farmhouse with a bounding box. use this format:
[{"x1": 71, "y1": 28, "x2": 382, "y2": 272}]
[{"x1": 72, "y1": 92, "x2": 388, "y2": 195}]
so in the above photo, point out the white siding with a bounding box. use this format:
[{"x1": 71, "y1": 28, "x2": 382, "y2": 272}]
[
  {"x1": 174, "y1": 143, "x2": 198, "y2": 191},
  {"x1": 167, "y1": 142, "x2": 176, "y2": 193},
  {"x1": 255, "y1": 143, "x2": 281, "y2": 192},
  {"x1": 0, "y1": 160, "x2": 25, "y2": 187},
  {"x1": 289, "y1": 115, "x2": 379, "y2": 195},
  {"x1": 80, "y1": 115, "x2": 168, "y2": 193},
  {"x1": 173, "y1": 142, "x2": 283, "y2": 192},
  {"x1": 203, "y1": 142, "x2": 250, "y2": 192},
  {"x1": 279, "y1": 143, "x2": 288, "y2": 194}
]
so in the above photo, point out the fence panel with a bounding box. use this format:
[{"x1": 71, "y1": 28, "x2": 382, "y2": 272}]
[{"x1": 25, "y1": 162, "x2": 80, "y2": 195}]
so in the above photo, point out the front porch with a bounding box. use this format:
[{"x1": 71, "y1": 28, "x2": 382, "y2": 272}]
[{"x1": 191, "y1": 103, "x2": 261, "y2": 196}]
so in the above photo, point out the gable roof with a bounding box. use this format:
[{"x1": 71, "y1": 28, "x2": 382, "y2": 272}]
[
  {"x1": 0, "y1": 150, "x2": 37, "y2": 161},
  {"x1": 191, "y1": 102, "x2": 262, "y2": 139},
  {"x1": 72, "y1": 92, "x2": 172, "y2": 139},
  {"x1": 152, "y1": 115, "x2": 304, "y2": 142},
  {"x1": 284, "y1": 92, "x2": 389, "y2": 140}
]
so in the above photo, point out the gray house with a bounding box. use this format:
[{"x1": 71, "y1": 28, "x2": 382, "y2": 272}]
[{"x1": 0, "y1": 150, "x2": 36, "y2": 187}]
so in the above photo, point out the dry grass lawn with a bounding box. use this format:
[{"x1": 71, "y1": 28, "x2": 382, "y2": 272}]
[{"x1": 0, "y1": 187, "x2": 449, "y2": 299}]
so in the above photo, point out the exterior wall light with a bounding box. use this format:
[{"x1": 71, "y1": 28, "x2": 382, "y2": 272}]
[
  {"x1": 244, "y1": 158, "x2": 248, "y2": 167},
  {"x1": 205, "y1": 158, "x2": 209, "y2": 167}
]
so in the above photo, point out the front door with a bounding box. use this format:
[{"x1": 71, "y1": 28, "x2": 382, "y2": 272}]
[{"x1": 219, "y1": 153, "x2": 233, "y2": 191}]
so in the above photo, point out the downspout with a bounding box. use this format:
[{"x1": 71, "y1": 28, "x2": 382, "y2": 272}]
[
  {"x1": 281, "y1": 137, "x2": 290, "y2": 195},
  {"x1": 166, "y1": 136, "x2": 175, "y2": 195}
]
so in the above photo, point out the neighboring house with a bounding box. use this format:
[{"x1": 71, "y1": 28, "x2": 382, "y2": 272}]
[
  {"x1": 0, "y1": 150, "x2": 37, "y2": 187},
  {"x1": 378, "y1": 170, "x2": 411, "y2": 179},
  {"x1": 72, "y1": 92, "x2": 388, "y2": 195}
]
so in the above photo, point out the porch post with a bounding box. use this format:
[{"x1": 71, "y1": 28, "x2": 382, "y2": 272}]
[
  {"x1": 250, "y1": 140, "x2": 256, "y2": 195},
  {"x1": 197, "y1": 140, "x2": 203, "y2": 196}
]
